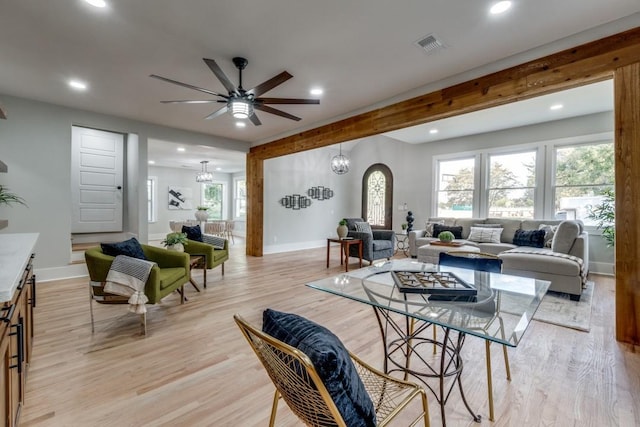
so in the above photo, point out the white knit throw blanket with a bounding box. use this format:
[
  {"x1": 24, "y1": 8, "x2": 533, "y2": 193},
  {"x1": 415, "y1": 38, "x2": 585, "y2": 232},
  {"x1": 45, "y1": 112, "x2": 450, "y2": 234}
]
[{"x1": 104, "y1": 255, "x2": 155, "y2": 314}]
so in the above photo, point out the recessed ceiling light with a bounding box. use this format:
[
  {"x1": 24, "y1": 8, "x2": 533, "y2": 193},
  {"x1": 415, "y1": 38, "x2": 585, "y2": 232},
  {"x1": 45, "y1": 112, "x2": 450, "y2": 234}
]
[
  {"x1": 84, "y1": 0, "x2": 107, "y2": 8},
  {"x1": 310, "y1": 88, "x2": 324, "y2": 96},
  {"x1": 550, "y1": 104, "x2": 564, "y2": 110},
  {"x1": 177, "y1": 147, "x2": 185, "y2": 152},
  {"x1": 216, "y1": 167, "x2": 222, "y2": 171},
  {"x1": 490, "y1": 1, "x2": 512, "y2": 15},
  {"x1": 429, "y1": 129, "x2": 439, "y2": 134},
  {"x1": 68, "y1": 79, "x2": 87, "y2": 91},
  {"x1": 148, "y1": 160, "x2": 155, "y2": 165},
  {"x1": 235, "y1": 121, "x2": 246, "y2": 128}
]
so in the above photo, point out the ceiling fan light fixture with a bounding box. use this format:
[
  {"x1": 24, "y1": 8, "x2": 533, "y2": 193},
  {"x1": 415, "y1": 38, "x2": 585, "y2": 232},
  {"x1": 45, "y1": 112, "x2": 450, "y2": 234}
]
[
  {"x1": 196, "y1": 160, "x2": 214, "y2": 183},
  {"x1": 230, "y1": 99, "x2": 253, "y2": 119}
]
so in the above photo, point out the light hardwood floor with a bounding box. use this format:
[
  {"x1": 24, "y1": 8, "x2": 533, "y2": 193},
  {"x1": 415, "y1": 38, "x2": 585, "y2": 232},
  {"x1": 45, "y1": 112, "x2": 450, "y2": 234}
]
[{"x1": 21, "y1": 241, "x2": 640, "y2": 426}]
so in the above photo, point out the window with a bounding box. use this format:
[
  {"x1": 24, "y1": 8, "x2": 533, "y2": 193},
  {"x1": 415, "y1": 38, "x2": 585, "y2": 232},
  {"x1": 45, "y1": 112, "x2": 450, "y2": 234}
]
[
  {"x1": 436, "y1": 158, "x2": 475, "y2": 218},
  {"x1": 202, "y1": 183, "x2": 224, "y2": 220},
  {"x1": 234, "y1": 178, "x2": 246, "y2": 218},
  {"x1": 488, "y1": 150, "x2": 536, "y2": 218},
  {"x1": 362, "y1": 164, "x2": 393, "y2": 229},
  {"x1": 554, "y1": 142, "x2": 614, "y2": 224},
  {"x1": 147, "y1": 177, "x2": 157, "y2": 223}
]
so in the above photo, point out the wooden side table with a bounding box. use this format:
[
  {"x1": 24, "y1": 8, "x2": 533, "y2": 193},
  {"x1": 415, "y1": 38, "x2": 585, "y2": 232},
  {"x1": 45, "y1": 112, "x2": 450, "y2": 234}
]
[
  {"x1": 326, "y1": 238, "x2": 363, "y2": 272},
  {"x1": 188, "y1": 254, "x2": 207, "y2": 291}
]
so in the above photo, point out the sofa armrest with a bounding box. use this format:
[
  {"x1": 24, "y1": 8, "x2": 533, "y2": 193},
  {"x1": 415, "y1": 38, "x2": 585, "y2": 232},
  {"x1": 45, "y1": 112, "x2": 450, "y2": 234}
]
[
  {"x1": 408, "y1": 229, "x2": 425, "y2": 257},
  {"x1": 142, "y1": 244, "x2": 190, "y2": 270},
  {"x1": 569, "y1": 232, "x2": 589, "y2": 273}
]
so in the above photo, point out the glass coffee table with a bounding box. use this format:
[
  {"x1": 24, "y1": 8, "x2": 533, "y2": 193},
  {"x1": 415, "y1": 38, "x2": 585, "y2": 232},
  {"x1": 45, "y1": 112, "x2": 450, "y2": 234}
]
[{"x1": 307, "y1": 259, "x2": 550, "y2": 425}]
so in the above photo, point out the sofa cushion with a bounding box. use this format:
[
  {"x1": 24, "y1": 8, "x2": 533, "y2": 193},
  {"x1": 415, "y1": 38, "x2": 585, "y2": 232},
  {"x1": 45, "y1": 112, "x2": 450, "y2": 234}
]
[
  {"x1": 158, "y1": 267, "x2": 187, "y2": 289},
  {"x1": 499, "y1": 248, "x2": 581, "y2": 276},
  {"x1": 433, "y1": 224, "x2": 463, "y2": 239},
  {"x1": 182, "y1": 224, "x2": 203, "y2": 242},
  {"x1": 101, "y1": 237, "x2": 147, "y2": 260},
  {"x1": 262, "y1": 309, "x2": 376, "y2": 427},
  {"x1": 453, "y1": 218, "x2": 479, "y2": 239},
  {"x1": 484, "y1": 218, "x2": 523, "y2": 244},
  {"x1": 424, "y1": 220, "x2": 445, "y2": 237},
  {"x1": 478, "y1": 242, "x2": 517, "y2": 255},
  {"x1": 551, "y1": 220, "x2": 581, "y2": 254},
  {"x1": 372, "y1": 240, "x2": 393, "y2": 251},
  {"x1": 468, "y1": 226, "x2": 503, "y2": 243},
  {"x1": 538, "y1": 224, "x2": 559, "y2": 248},
  {"x1": 513, "y1": 229, "x2": 546, "y2": 248},
  {"x1": 345, "y1": 218, "x2": 365, "y2": 231},
  {"x1": 354, "y1": 221, "x2": 373, "y2": 235}
]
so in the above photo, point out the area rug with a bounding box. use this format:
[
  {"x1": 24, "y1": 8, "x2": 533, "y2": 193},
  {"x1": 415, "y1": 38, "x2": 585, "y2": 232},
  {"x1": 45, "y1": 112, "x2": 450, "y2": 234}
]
[{"x1": 532, "y1": 281, "x2": 594, "y2": 332}]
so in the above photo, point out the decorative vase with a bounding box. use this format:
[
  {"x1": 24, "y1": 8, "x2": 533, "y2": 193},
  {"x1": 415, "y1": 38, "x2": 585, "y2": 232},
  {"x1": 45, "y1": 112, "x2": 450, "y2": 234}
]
[
  {"x1": 337, "y1": 225, "x2": 348, "y2": 239},
  {"x1": 167, "y1": 243, "x2": 184, "y2": 252},
  {"x1": 406, "y1": 211, "x2": 415, "y2": 232},
  {"x1": 195, "y1": 210, "x2": 208, "y2": 222}
]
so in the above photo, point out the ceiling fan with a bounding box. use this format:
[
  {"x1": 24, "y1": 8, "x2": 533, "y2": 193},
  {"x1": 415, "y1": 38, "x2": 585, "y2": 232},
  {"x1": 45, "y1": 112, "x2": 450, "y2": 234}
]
[{"x1": 150, "y1": 57, "x2": 319, "y2": 126}]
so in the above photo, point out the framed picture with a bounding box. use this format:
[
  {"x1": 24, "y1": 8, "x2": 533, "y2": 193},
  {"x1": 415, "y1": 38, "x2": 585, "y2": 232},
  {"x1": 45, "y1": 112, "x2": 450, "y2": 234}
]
[{"x1": 168, "y1": 186, "x2": 193, "y2": 210}]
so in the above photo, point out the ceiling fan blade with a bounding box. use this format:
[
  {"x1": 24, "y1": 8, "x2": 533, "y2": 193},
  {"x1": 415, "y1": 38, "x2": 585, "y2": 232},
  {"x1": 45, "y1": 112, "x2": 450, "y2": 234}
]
[
  {"x1": 204, "y1": 106, "x2": 229, "y2": 120},
  {"x1": 249, "y1": 113, "x2": 262, "y2": 126},
  {"x1": 150, "y1": 74, "x2": 227, "y2": 98},
  {"x1": 247, "y1": 71, "x2": 293, "y2": 97},
  {"x1": 257, "y1": 97, "x2": 320, "y2": 105},
  {"x1": 254, "y1": 104, "x2": 301, "y2": 121},
  {"x1": 203, "y1": 58, "x2": 238, "y2": 95},
  {"x1": 161, "y1": 100, "x2": 227, "y2": 104}
]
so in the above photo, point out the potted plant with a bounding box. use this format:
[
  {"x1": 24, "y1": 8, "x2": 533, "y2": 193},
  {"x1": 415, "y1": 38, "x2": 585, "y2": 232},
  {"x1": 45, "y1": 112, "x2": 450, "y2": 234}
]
[
  {"x1": 0, "y1": 185, "x2": 27, "y2": 207},
  {"x1": 438, "y1": 231, "x2": 455, "y2": 243},
  {"x1": 195, "y1": 205, "x2": 209, "y2": 222},
  {"x1": 162, "y1": 232, "x2": 189, "y2": 252},
  {"x1": 337, "y1": 219, "x2": 348, "y2": 239},
  {"x1": 588, "y1": 189, "x2": 615, "y2": 247},
  {"x1": 401, "y1": 223, "x2": 408, "y2": 231}
]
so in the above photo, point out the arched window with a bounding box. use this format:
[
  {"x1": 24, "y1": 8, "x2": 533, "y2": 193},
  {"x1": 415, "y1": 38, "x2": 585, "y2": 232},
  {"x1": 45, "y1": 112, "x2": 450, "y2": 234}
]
[{"x1": 362, "y1": 163, "x2": 393, "y2": 229}]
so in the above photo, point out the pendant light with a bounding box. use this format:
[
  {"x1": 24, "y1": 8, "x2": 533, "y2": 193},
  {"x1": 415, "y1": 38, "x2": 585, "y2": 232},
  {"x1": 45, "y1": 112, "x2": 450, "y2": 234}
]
[
  {"x1": 331, "y1": 144, "x2": 350, "y2": 175},
  {"x1": 196, "y1": 160, "x2": 214, "y2": 183}
]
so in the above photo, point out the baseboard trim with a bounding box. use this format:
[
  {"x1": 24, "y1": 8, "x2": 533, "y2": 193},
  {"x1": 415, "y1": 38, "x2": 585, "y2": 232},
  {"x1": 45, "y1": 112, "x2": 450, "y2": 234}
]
[
  {"x1": 263, "y1": 240, "x2": 325, "y2": 254},
  {"x1": 35, "y1": 264, "x2": 88, "y2": 283}
]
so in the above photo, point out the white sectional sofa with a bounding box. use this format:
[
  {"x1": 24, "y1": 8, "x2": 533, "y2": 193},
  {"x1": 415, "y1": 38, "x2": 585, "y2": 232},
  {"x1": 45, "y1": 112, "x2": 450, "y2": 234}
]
[{"x1": 408, "y1": 217, "x2": 589, "y2": 300}]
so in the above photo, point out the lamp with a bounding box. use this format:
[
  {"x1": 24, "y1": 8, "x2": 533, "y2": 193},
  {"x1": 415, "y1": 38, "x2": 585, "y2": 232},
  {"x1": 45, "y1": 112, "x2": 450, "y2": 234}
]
[
  {"x1": 196, "y1": 160, "x2": 214, "y2": 183},
  {"x1": 230, "y1": 99, "x2": 252, "y2": 119},
  {"x1": 331, "y1": 144, "x2": 350, "y2": 175}
]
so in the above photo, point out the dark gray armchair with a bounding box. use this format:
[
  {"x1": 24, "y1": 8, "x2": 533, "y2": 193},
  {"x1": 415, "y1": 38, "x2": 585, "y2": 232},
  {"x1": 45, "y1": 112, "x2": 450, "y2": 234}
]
[{"x1": 344, "y1": 218, "x2": 396, "y2": 264}]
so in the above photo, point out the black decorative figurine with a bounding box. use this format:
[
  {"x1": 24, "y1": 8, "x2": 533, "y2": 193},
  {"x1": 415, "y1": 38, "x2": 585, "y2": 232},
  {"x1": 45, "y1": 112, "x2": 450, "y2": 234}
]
[{"x1": 406, "y1": 211, "x2": 415, "y2": 232}]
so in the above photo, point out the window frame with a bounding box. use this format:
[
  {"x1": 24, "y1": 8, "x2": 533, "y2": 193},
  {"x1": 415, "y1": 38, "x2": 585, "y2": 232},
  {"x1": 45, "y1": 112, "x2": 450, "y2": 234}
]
[
  {"x1": 233, "y1": 176, "x2": 247, "y2": 219},
  {"x1": 147, "y1": 176, "x2": 157, "y2": 223},
  {"x1": 200, "y1": 181, "x2": 227, "y2": 220}
]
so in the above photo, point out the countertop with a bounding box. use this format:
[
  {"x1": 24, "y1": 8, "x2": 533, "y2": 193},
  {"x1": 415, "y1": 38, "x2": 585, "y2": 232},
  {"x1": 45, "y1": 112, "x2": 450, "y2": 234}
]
[{"x1": 0, "y1": 233, "x2": 39, "y2": 302}]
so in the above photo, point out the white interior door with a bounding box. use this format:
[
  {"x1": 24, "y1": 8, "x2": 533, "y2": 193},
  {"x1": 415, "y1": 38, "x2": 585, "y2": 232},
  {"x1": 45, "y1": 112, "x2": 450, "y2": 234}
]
[{"x1": 71, "y1": 126, "x2": 124, "y2": 233}]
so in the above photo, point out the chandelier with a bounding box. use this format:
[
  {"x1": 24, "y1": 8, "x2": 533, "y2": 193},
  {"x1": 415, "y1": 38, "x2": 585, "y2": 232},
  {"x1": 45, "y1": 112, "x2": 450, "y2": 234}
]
[
  {"x1": 196, "y1": 160, "x2": 214, "y2": 183},
  {"x1": 331, "y1": 144, "x2": 350, "y2": 175}
]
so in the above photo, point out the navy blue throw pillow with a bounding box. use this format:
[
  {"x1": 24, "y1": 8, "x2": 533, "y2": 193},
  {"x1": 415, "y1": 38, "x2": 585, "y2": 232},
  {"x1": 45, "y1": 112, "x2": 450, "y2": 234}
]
[
  {"x1": 513, "y1": 229, "x2": 546, "y2": 248},
  {"x1": 101, "y1": 237, "x2": 147, "y2": 260},
  {"x1": 182, "y1": 224, "x2": 203, "y2": 242},
  {"x1": 262, "y1": 309, "x2": 376, "y2": 427},
  {"x1": 433, "y1": 224, "x2": 463, "y2": 239}
]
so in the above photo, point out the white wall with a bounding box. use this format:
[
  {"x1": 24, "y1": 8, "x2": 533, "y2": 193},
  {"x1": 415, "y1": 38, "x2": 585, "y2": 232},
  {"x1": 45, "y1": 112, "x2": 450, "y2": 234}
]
[
  {"x1": 147, "y1": 165, "x2": 233, "y2": 240},
  {"x1": 0, "y1": 95, "x2": 248, "y2": 279},
  {"x1": 263, "y1": 146, "x2": 351, "y2": 253}
]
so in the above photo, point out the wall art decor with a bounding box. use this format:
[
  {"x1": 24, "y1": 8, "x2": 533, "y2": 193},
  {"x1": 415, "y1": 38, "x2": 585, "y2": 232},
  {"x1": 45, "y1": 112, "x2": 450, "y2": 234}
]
[
  {"x1": 168, "y1": 186, "x2": 193, "y2": 210},
  {"x1": 307, "y1": 186, "x2": 334, "y2": 201},
  {"x1": 280, "y1": 194, "x2": 312, "y2": 210}
]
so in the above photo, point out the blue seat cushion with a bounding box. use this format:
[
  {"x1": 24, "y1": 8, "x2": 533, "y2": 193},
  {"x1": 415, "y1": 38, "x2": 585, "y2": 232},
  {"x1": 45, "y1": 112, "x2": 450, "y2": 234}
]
[
  {"x1": 100, "y1": 237, "x2": 147, "y2": 260},
  {"x1": 182, "y1": 224, "x2": 203, "y2": 242},
  {"x1": 372, "y1": 240, "x2": 393, "y2": 251},
  {"x1": 262, "y1": 309, "x2": 376, "y2": 427}
]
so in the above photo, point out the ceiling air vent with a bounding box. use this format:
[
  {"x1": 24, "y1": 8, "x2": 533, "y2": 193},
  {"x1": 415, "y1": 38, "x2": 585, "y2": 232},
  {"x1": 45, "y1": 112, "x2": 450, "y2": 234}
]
[{"x1": 414, "y1": 33, "x2": 445, "y2": 54}]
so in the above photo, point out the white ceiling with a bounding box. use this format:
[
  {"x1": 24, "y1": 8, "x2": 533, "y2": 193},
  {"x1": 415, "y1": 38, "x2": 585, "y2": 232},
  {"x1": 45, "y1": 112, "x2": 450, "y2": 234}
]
[{"x1": 0, "y1": 1, "x2": 637, "y2": 171}]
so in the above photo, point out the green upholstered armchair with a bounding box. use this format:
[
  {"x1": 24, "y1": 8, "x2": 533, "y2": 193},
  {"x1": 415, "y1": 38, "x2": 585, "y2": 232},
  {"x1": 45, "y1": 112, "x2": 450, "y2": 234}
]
[
  {"x1": 84, "y1": 244, "x2": 190, "y2": 304},
  {"x1": 182, "y1": 237, "x2": 229, "y2": 275}
]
